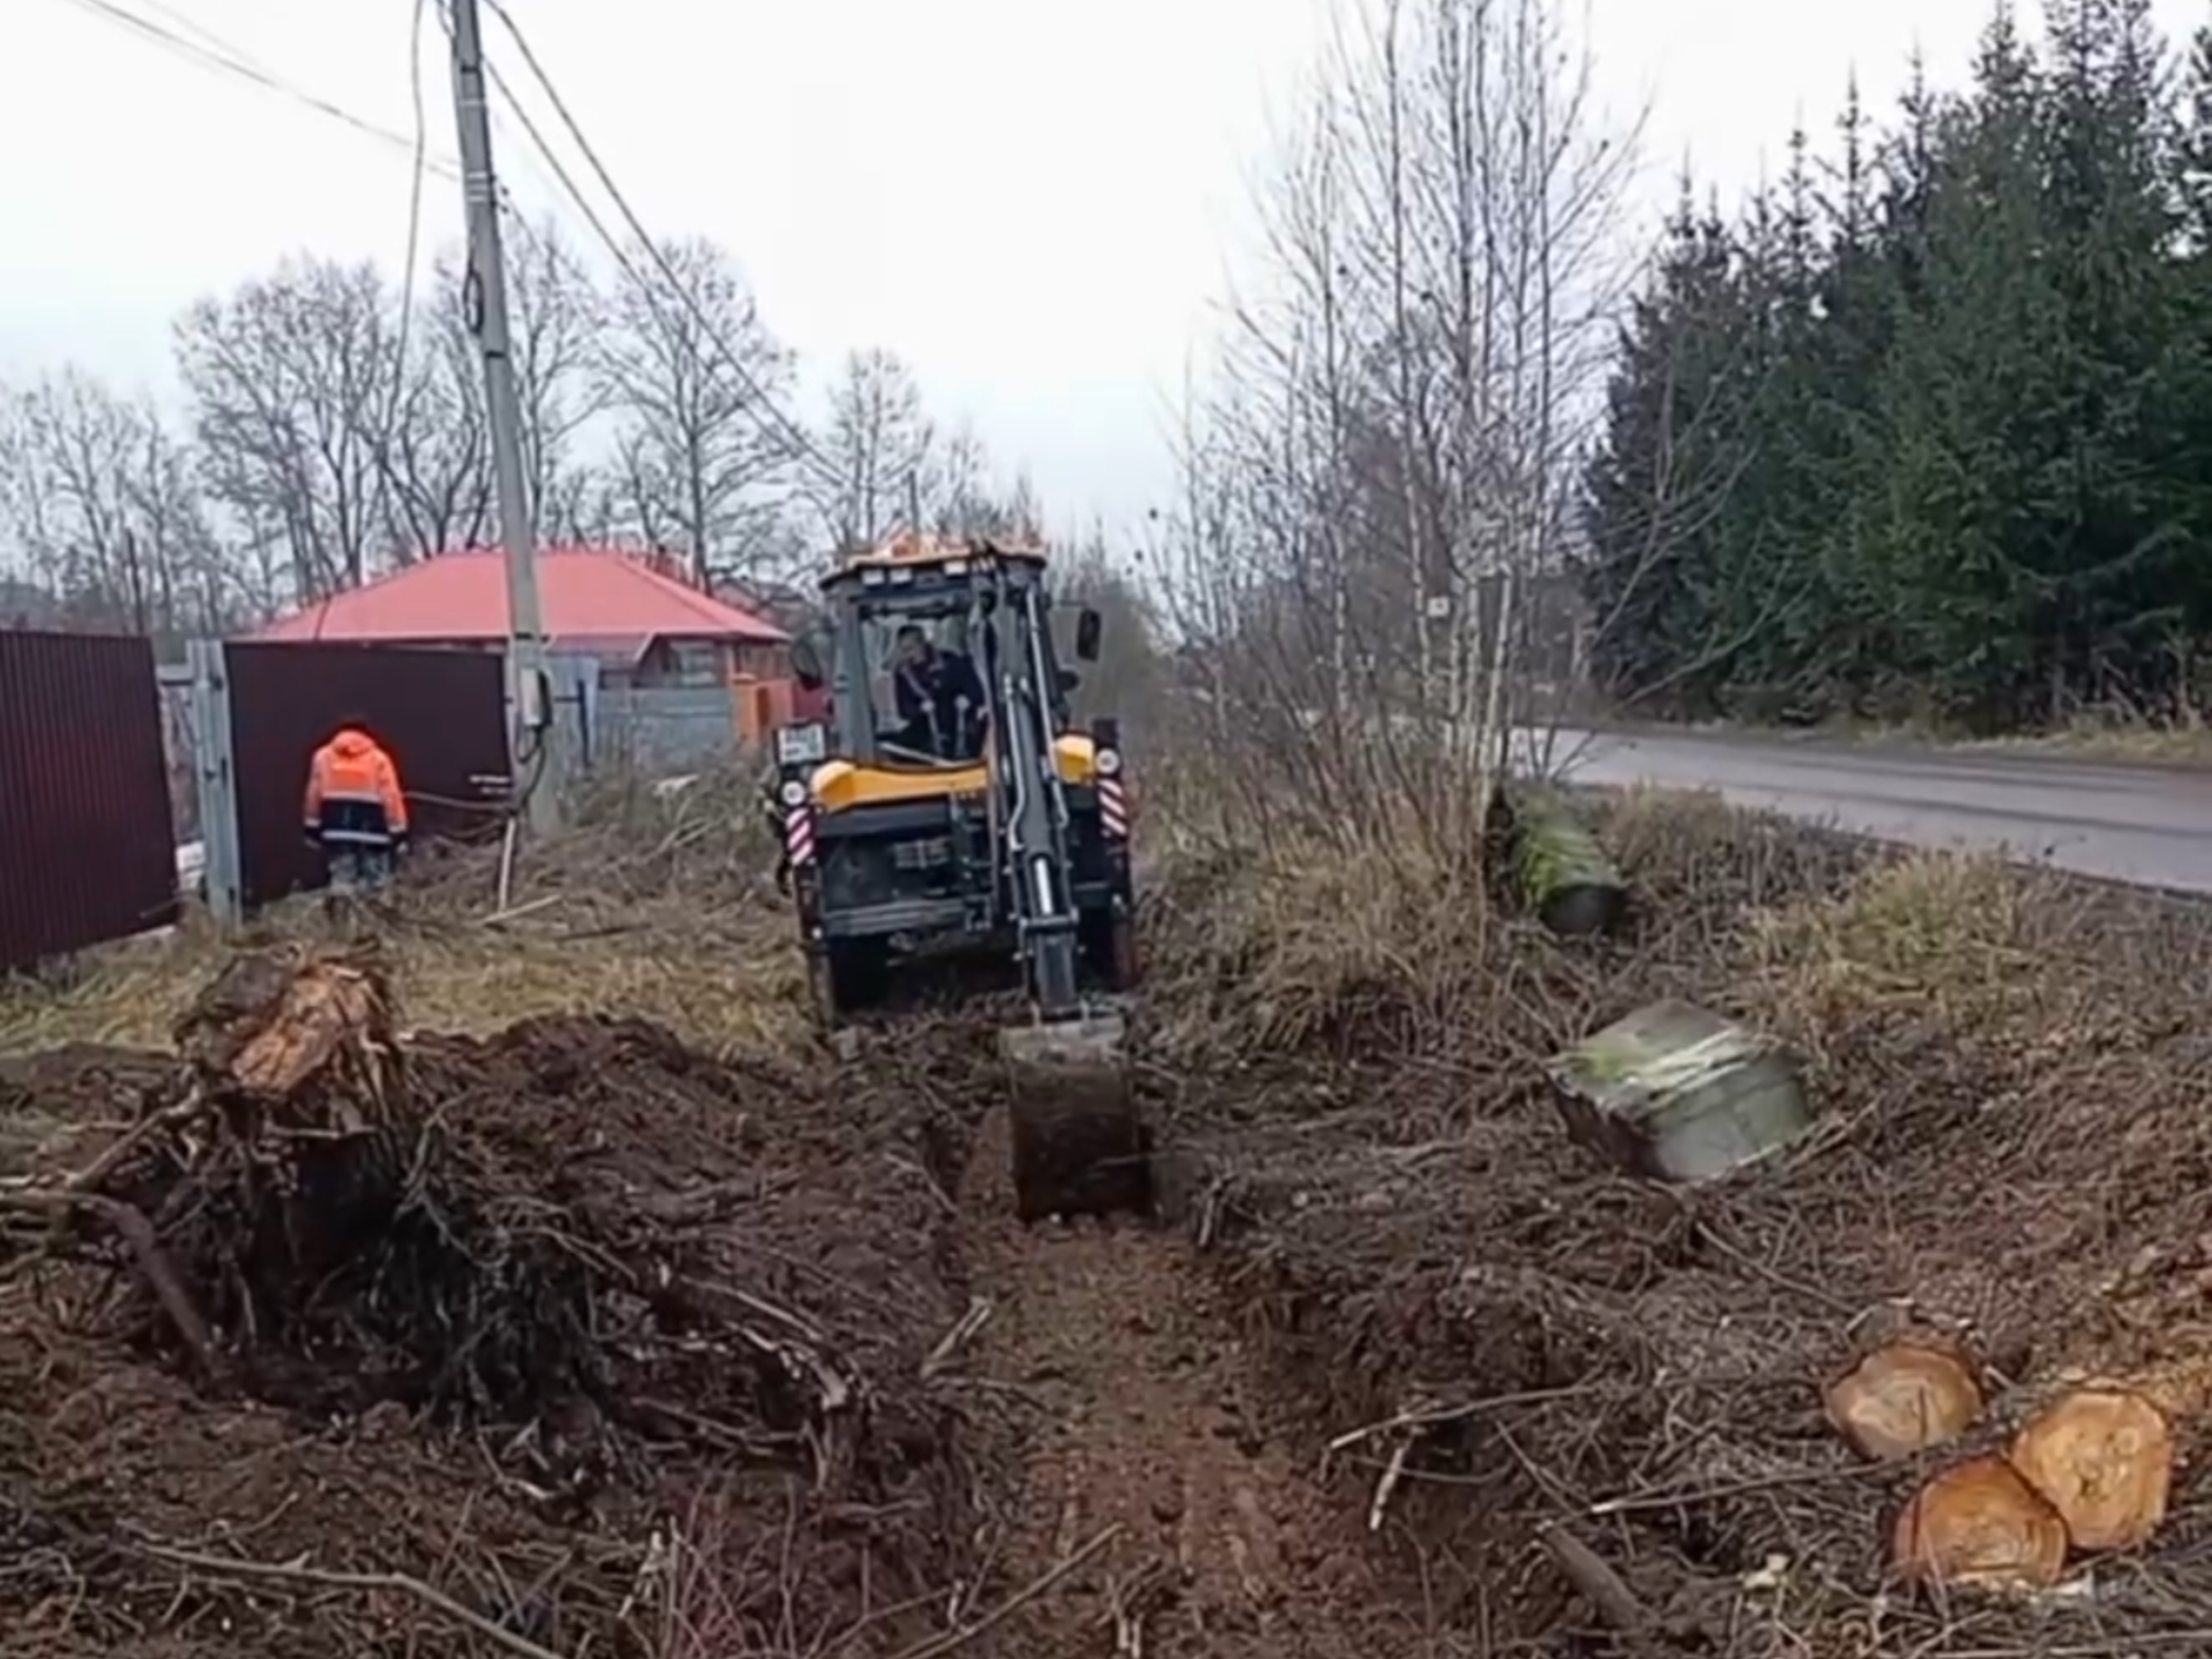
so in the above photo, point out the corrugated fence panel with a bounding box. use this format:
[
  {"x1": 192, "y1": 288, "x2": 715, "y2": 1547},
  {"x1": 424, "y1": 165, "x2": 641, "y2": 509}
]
[
  {"x1": 224, "y1": 642, "x2": 510, "y2": 908},
  {"x1": 0, "y1": 631, "x2": 178, "y2": 971}
]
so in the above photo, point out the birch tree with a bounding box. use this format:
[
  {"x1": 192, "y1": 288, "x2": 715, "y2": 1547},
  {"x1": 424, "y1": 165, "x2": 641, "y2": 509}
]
[{"x1": 1163, "y1": 0, "x2": 1633, "y2": 862}]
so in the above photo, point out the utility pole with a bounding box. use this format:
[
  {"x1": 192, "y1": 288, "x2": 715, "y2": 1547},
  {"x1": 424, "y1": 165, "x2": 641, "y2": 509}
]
[{"x1": 446, "y1": 0, "x2": 560, "y2": 833}]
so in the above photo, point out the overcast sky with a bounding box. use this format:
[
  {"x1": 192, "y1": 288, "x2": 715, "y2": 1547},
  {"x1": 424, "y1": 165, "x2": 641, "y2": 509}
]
[{"x1": 2, "y1": 0, "x2": 2204, "y2": 543}]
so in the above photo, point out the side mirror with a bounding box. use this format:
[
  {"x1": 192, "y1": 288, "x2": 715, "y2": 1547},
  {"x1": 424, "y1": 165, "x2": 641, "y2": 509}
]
[
  {"x1": 1074, "y1": 607, "x2": 1103, "y2": 662},
  {"x1": 1058, "y1": 669, "x2": 1081, "y2": 696},
  {"x1": 789, "y1": 635, "x2": 825, "y2": 690}
]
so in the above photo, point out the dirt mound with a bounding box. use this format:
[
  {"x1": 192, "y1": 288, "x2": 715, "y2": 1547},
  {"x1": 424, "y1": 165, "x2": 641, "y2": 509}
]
[
  {"x1": 1151, "y1": 797, "x2": 2212, "y2": 1652},
  {"x1": 0, "y1": 945, "x2": 969, "y2": 1657}
]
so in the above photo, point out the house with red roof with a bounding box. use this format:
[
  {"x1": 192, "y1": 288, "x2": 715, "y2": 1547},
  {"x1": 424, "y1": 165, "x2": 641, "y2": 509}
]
[{"x1": 251, "y1": 547, "x2": 791, "y2": 688}]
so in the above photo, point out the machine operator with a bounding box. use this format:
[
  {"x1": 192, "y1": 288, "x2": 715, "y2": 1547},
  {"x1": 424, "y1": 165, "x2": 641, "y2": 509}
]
[{"x1": 891, "y1": 624, "x2": 985, "y2": 760}]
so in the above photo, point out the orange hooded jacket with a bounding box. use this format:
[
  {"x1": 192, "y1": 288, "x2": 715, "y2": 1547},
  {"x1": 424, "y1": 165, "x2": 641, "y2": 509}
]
[{"x1": 303, "y1": 727, "x2": 409, "y2": 838}]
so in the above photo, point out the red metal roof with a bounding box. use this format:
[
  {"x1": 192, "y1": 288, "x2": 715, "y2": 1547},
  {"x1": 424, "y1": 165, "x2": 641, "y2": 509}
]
[{"x1": 250, "y1": 547, "x2": 789, "y2": 647}]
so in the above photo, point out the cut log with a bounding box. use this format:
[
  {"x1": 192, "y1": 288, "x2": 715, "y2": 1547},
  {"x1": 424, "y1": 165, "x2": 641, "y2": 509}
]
[
  {"x1": 2007, "y1": 1387, "x2": 2172, "y2": 1553},
  {"x1": 1511, "y1": 795, "x2": 1627, "y2": 937},
  {"x1": 1548, "y1": 1000, "x2": 1811, "y2": 1184},
  {"x1": 1892, "y1": 1455, "x2": 2069, "y2": 1592},
  {"x1": 1826, "y1": 1336, "x2": 1983, "y2": 1462}
]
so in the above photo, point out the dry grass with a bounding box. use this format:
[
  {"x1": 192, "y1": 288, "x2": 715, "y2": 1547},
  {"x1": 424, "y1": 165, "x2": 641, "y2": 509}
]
[
  {"x1": 1142, "y1": 828, "x2": 1498, "y2": 1063},
  {"x1": 1749, "y1": 849, "x2": 2042, "y2": 1027},
  {"x1": 1624, "y1": 707, "x2": 2212, "y2": 766},
  {"x1": 1963, "y1": 709, "x2": 2212, "y2": 766},
  {"x1": 1597, "y1": 705, "x2": 2212, "y2": 769},
  {"x1": 1151, "y1": 784, "x2": 2212, "y2": 1654},
  {"x1": 0, "y1": 762, "x2": 812, "y2": 1058}
]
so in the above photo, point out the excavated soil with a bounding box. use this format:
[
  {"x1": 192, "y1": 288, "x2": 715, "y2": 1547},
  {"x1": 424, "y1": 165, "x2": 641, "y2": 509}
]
[
  {"x1": 16, "y1": 796, "x2": 2212, "y2": 1658},
  {"x1": 0, "y1": 974, "x2": 971, "y2": 1658},
  {"x1": 2, "y1": 965, "x2": 1432, "y2": 1659}
]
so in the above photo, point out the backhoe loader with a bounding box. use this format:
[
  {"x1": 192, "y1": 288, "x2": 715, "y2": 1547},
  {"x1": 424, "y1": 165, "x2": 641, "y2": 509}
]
[{"x1": 768, "y1": 533, "x2": 1144, "y2": 1220}]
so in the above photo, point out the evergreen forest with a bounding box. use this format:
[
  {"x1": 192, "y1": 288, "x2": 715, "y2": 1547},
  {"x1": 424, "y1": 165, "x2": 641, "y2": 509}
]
[{"x1": 1578, "y1": 0, "x2": 2212, "y2": 730}]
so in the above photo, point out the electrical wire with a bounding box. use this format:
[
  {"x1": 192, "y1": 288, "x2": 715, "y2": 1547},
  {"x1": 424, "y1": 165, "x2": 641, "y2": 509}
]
[
  {"x1": 124, "y1": 0, "x2": 257, "y2": 61},
  {"x1": 392, "y1": 0, "x2": 431, "y2": 396},
  {"x1": 474, "y1": 0, "x2": 845, "y2": 490},
  {"x1": 432, "y1": 0, "x2": 639, "y2": 296},
  {"x1": 48, "y1": 0, "x2": 463, "y2": 180},
  {"x1": 356, "y1": 0, "x2": 434, "y2": 590},
  {"x1": 81, "y1": 0, "x2": 839, "y2": 494}
]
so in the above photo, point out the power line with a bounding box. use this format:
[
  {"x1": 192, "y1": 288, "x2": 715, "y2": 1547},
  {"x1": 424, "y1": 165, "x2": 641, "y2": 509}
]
[
  {"x1": 395, "y1": 0, "x2": 432, "y2": 353},
  {"x1": 433, "y1": 2, "x2": 639, "y2": 293},
  {"x1": 54, "y1": 0, "x2": 554, "y2": 251},
  {"x1": 51, "y1": 0, "x2": 463, "y2": 180},
  {"x1": 475, "y1": 0, "x2": 843, "y2": 487},
  {"x1": 363, "y1": 0, "x2": 434, "y2": 566},
  {"x1": 126, "y1": 0, "x2": 257, "y2": 61}
]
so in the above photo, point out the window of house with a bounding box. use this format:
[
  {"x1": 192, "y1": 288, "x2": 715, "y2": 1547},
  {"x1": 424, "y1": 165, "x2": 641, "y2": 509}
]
[{"x1": 664, "y1": 641, "x2": 725, "y2": 685}]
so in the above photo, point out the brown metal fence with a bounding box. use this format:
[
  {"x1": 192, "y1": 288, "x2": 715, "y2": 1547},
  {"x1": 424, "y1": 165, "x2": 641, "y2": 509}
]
[
  {"x1": 224, "y1": 643, "x2": 510, "y2": 908},
  {"x1": 0, "y1": 631, "x2": 179, "y2": 971}
]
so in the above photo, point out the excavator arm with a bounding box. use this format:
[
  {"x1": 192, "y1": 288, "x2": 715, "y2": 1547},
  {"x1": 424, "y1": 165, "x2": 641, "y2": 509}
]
[
  {"x1": 974, "y1": 566, "x2": 1146, "y2": 1219},
  {"x1": 979, "y1": 578, "x2": 1084, "y2": 1016}
]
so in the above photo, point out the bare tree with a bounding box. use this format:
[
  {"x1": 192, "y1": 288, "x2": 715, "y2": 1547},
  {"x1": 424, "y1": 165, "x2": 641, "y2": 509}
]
[
  {"x1": 125, "y1": 408, "x2": 234, "y2": 635},
  {"x1": 0, "y1": 370, "x2": 141, "y2": 625},
  {"x1": 176, "y1": 257, "x2": 402, "y2": 601},
  {"x1": 596, "y1": 236, "x2": 797, "y2": 582},
  {"x1": 505, "y1": 217, "x2": 609, "y2": 532},
  {"x1": 814, "y1": 347, "x2": 935, "y2": 550},
  {"x1": 927, "y1": 421, "x2": 1045, "y2": 539},
  {"x1": 0, "y1": 369, "x2": 233, "y2": 637},
  {"x1": 811, "y1": 354, "x2": 1044, "y2": 550},
  {"x1": 376, "y1": 259, "x2": 493, "y2": 562},
  {"x1": 1158, "y1": 0, "x2": 1634, "y2": 863},
  {"x1": 373, "y1": 220, "x2": 608, "y2": 559}
]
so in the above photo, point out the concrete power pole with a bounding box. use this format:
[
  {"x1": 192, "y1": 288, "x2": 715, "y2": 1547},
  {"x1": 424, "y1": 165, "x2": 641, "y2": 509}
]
[{"x1": 446, "y1": 0, "x2": 561, "y2": 833}]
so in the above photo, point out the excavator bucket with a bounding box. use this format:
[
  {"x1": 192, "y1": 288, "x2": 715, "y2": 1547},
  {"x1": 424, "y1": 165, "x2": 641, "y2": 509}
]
[{"x1": 1001, "y1": 1009, "x2": 1151, "y2": 1222}]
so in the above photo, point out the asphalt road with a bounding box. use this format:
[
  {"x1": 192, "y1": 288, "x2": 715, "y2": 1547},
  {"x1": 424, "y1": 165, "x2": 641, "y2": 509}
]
[{"x1": 1534, "y1": 727, "x2": 2212, "y2": 894}]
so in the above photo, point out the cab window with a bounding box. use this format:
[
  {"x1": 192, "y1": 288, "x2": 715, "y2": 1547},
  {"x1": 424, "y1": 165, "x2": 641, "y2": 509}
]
[{"x1": 857, "y1": 607, "x2": 974, "y2": 754}]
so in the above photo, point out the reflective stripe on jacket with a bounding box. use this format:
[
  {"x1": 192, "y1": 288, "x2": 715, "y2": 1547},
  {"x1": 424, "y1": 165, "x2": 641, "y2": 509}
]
[{"x1": 303, "y1": 728, "x2": 408, "y2": 844}]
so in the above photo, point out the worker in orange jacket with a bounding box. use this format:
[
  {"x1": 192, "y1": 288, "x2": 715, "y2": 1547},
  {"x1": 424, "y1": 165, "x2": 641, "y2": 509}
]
[{"x1": 302, "y1": 717, "x2": 410, "y2": 893}]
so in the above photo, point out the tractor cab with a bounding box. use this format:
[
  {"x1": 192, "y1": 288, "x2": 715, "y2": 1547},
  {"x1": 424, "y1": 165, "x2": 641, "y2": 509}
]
[
  {"x1": 769, "y1": 532, "x2": 1131, "y2": 1007},
  {"x1": 779, "y1": 532, "x2": 1100, "y2": 790}
]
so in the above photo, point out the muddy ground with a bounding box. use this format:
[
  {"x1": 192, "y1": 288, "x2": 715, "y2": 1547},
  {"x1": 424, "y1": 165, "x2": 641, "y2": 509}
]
[{"x1": 5, "y1": 797, "x2": 2212, "y2": 1657}]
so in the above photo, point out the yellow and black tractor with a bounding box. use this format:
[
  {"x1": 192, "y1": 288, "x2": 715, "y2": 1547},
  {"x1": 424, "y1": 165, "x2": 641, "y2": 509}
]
[{"x1": 767, "y1": 533, "x2": 1144, "y2": 1219}]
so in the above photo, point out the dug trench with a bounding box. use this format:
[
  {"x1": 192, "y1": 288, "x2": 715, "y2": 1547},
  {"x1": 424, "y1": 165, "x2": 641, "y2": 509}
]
[
  {"x1": 904, "y1": 1046, "x2": 1436, "y2": 1657},
  {"x1": 13, "y1": 792, "x2": 2212, "y2": 1657}
]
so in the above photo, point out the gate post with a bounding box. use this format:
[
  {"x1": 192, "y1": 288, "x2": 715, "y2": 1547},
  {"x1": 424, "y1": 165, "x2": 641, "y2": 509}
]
[
  {"x1": 544, "y1": 652, "x2": 600, "y2": 772},
  {"x1": 186, "y1": 639, "x2": 245, "y2": 925}
]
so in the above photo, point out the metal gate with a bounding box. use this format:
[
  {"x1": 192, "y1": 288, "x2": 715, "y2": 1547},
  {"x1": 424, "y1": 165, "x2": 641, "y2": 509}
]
[{"x1": 219, "y1": 643, "x2": 510, "y2": 910}]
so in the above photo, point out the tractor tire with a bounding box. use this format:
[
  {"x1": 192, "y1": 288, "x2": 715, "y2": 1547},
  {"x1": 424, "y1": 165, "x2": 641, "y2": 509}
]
[{"x1": 810, "y1": 940, "x2": 889, "y2": 1028}]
